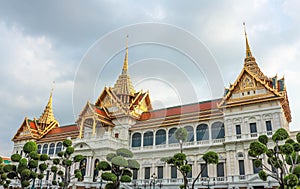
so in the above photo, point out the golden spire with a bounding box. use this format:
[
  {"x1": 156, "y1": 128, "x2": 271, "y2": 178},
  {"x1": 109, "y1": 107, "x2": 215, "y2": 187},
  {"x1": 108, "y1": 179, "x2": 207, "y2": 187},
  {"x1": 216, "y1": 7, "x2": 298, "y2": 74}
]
[
  {"x1": 38, "y1": 82, "x2": 57, "y2": 128},
  {"x1": 122, "y1": 35, "x2": 129, "y2": 74},
  {"x1": 243, "y1": 22, "x2": 255, "y2": 62},
  {"x1": 112, "y1": 36, "x2": 135, "y2": 101}
]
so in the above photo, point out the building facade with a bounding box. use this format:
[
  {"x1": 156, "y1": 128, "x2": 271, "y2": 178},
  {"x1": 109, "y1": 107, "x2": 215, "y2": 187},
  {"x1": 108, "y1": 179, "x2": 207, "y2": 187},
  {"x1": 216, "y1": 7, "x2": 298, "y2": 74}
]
[{"x1": 12, "y1": 32, "x2": 296, "y2": 189}]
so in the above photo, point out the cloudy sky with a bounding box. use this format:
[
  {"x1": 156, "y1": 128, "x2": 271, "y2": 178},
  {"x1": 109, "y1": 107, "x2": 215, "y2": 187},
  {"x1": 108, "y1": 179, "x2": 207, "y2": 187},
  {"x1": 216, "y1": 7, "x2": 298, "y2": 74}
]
[{"x1": 1, "y1": 0, "x2": 300, "y2": 157}]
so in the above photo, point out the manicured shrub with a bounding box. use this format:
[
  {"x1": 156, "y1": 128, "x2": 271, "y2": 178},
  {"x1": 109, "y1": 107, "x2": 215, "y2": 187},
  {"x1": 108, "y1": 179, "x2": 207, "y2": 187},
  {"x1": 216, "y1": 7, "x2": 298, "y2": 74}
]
[{"x1": 23, "y1": 141, "x2": 37, "y2": 153}]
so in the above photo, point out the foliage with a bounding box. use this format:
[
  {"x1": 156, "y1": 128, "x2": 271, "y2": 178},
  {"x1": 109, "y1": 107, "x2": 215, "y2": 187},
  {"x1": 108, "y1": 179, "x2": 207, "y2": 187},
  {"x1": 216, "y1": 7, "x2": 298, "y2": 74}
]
[
  {"x1": 97, "y1": 148, "x2": 139, "y2": 189},
  {"x1": 23, "y1": 141, "x2": 38, "y2": 154},
  {"x1": 50, "y1": 139, "x2": 84, "y2": 189},
  {"x1": 249, "y1": 128, "x2": 300, "y2": 189},
  {"x1": 272, "y1": 128, "x2": 289, "y2": 142},
  {"x1": 2, "y1": 141, "x2": 49, "y2": 188},
  {"x1": 116, "y1": 148, "x2": 133, "y2": 158},
  {"x1": 162, "y1": 151, "x2": 218, "y2": 189},
  {"x1": 175, "y1": 128, "x2": 188, "y2": 153},
  {"x1": 0, "y1": 157, "x2": 11, "y2": 188}
]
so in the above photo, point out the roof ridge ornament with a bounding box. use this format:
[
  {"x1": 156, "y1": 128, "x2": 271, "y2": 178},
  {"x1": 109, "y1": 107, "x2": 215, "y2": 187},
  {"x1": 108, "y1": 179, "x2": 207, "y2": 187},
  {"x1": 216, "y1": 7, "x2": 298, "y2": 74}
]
[
  {"x1": 243, "y1": 22, "x2": 255, "y2": 62},
  {"x1": 38, "y1": 82, "x2": 59, "y2": 129},
  {"x1": 122, "y1": 35, "x2": 129, "y2": 74}
]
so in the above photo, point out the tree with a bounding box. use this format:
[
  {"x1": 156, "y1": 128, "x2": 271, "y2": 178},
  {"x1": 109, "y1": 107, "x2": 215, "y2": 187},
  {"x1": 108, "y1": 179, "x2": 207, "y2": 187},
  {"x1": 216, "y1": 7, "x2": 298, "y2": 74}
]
[
  {"x1": 191, "y1": 151, "x2": 219, "y2": 189},
  {"x1": 248, "y1": 128, "x2": 300, "y2": 189},
  {"x1": 0, "y1": 157, "x2": 11, "y2": 188},
  {"x1": 175, "y1": 128, "x2": 188, "y2": 153},
  {"x1": 3, "y1": 141, "x2": 49, "y2": 188},
  {"x1": 50, "y1": 139, "x2": 84, "y2": 189},
  {"x1": 162, "y1": 151, "x2": 218, "y2": 189},
  {"x1": 97, "y1": 148, "x2": 140, "y2": 189}
]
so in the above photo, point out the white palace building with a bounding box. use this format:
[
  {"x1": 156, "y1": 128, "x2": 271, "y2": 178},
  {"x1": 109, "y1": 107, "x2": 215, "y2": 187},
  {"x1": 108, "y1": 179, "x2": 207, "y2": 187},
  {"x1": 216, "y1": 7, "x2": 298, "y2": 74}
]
[{"x1": 12, "y1": 31, "x2": 298, "y2": 189}]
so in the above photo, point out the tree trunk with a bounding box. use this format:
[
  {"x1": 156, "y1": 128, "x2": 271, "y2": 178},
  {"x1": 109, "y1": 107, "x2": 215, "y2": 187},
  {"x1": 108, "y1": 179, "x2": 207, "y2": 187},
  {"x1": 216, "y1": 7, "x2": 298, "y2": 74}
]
[{"x1": 183, "y1": 175, "x2": 189, "y2": 189}]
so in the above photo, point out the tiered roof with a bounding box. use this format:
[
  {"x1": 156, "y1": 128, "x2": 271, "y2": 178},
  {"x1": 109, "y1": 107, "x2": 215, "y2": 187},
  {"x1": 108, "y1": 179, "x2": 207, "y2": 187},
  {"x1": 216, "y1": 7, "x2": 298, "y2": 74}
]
[{"x1": 219, "y1": 25, "x2": 291, "y2": 122}]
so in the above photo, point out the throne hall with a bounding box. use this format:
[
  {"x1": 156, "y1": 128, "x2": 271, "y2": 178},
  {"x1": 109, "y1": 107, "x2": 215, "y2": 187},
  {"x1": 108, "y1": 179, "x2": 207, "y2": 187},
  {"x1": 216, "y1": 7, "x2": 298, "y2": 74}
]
[{"x1": 12, "y1": 31, "x2": 297, "y2": 189}]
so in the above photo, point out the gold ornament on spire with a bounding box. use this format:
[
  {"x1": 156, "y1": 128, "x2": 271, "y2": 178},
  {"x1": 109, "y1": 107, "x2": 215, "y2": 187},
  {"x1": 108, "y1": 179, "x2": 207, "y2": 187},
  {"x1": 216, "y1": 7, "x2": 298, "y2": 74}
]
[
  {"x1": 38, "y1": 82, "x2": 58, "y2": 129},
  {"x1": 113, "y1": 36, "x2": 136, "y2": 99},
  {"x1": 243, "y1": 22, "x2": 255, "y2": 62},
  {"x1": 122, "y1": 35, "x2": 129, "y2": 74}
]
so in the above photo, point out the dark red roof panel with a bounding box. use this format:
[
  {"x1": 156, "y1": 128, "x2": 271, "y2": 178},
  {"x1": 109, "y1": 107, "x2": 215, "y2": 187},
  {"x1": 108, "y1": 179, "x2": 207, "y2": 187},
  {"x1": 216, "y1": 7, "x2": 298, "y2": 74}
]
[
  {"x1": 28, "y1": 120, "x2": 37, "y2": 130},
  {"x1": 47, "y1": 125, "x2": 79, "y2": 135},
  {"x1": 139, "y1": 99, "x2": 221, "y2": 121}
]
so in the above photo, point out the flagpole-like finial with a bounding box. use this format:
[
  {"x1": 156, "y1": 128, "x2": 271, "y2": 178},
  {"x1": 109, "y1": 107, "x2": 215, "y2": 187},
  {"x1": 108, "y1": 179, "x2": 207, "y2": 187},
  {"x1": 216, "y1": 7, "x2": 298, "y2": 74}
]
[
  {"x1": 243, "y1": 22, "x2": 254, "y2": 60},
  {"x1": 122, "y1": 35, "x2": 129, "y2": 74}
]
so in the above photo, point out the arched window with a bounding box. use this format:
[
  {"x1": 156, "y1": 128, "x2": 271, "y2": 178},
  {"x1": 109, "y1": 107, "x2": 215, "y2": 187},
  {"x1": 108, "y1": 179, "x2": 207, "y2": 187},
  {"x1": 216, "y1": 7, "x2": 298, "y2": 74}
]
[
  {"x1": 184, "y1": 126, "x2": 194, "y2": 142},
  {"x1": 143, "y1": 131, "x2": 153, "y2": 146},
  {"x1": 93, "y1": 159, "x2": 99, "y2": 182},
  {"x1": 196, "y1": 124, "x2": 209, "y2": 141},
  {"x1": 168, "y1": 128, "x2": 178, "y2": 144},
  {"x1": 56, "y1": 142, "x2": 62, "y2": 154},
  {"x1": 48, "y1": 143, "x2": 55, "y2": 155},
  {"x1": 37, "y1": 145, "x2": 41, "y2": 154},
  {"x1": 42, "y1": 144, "x2": 48, "y2": 154},
  {"x1": 79, "y1": 158, "x2": 87, "y2": 181},
  {"x1": 132, "y1": 133, "x2": 141, "y2": 147},
  {"x1": 155, "y1": 129, "x2": 166, "y2": 145},
  {"x1": 212, "y1": 122, "x2": 225, "y2": 139}
]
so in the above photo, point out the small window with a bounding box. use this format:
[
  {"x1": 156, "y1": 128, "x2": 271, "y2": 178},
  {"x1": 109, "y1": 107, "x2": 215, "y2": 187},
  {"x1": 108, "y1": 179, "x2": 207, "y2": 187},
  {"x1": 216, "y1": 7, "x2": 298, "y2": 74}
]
[
  {"x1": 42, "y1": 144, "x2": 48, "y2": 154},
  {"x1": 266, "y1": 121, "x2": 272, "y2": 135},
  {"x1": 236, "y1": 125, "x2": 241, "y2": 136},
  {"x1": 250, "y1": 123, "x2": 257, "y2": 133},
  {"x1": 115, "y1": 133, "x2": 119, "y2": 138},
  {"x1": 145, "y1": 167, "x2": 150, "y2": 179},
  {"x1": 157, "y1": 166, "x2": 163, "y2": 179},
  {"x1": 236, "y1": 125, "x2": 241, "y2": 134},
  {"x1": 171, "y1": 165, "x2": 177, "y2": 178},
  {"x1": 200, "y1": 164, "x2": 208, "y2": 177},
  {"x1": 239, "y1": 160, "x2": 245, "y2": 175},
  {"x1": 217, "y1": 163, "x2": 224, "y2": 177},
  {"x1": 187, "y1": 164, "x2": 192, "y2": 178},
  {"x1": 48, "y1": 143, "x2": 55, "y2": 155},
  {"x1": 133, "y1": 169, "x2": 138, "y2": 180},
  {"x1": 250, "y1": 123, "x2": 257, "y2": 137},
  {"x1": 37, "y1": 145, "x2": 41, "y2": 154}
]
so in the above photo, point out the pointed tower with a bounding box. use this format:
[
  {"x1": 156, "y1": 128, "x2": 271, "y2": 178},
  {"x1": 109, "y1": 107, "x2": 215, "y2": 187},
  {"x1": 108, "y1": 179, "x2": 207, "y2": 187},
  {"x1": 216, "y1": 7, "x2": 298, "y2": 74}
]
[
  {"x1": 38, "y1": 85, "x2": 59, "y2": 130},
  {"x1": 112, "y1": 37, "x2": 136, "y2": 105},
  {"x1": 219, "y1": 24, "x2": 291, "y2": 134},
  {"x1": 242, "y1": 23, "x2": 267, "y2": 81}
]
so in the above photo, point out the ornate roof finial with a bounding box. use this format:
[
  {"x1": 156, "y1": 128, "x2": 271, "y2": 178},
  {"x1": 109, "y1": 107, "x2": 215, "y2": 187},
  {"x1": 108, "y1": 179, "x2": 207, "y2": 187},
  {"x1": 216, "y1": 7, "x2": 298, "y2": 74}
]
[
  {"x1": 122, "y1": 35, "x2": 129, "y2": 74},
  {"x1": 243, "y1": 22, "x2": 253, "y2": 59},
  {"x1": 38, "y1": 82, "x2": 58, "y2": 128},
  {"x1": 243, "y1": 23, "x2": 256, "y2": 63}
]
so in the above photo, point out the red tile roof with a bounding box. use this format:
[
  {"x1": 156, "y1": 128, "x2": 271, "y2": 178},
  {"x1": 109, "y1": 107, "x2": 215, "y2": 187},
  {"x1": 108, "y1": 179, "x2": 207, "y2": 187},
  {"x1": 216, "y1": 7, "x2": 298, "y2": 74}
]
[
  {"x1": 139, "y1": 99, "x2": 221, "y2": 121},
  {"x1": 94, "y1": 107, "x2": 108, "y2": 117},
  {"x1": 47, "y1": 125, "x2": 79, "y2": 135},
  {"x1": 28, "y1": 120, "x2": 37, "y2": 130}
]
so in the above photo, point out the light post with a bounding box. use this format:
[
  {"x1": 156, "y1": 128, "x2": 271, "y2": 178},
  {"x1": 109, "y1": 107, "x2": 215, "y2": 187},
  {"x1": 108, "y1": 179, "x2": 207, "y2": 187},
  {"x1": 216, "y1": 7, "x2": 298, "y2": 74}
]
[
  {"x1": 132, "y1": 181, "x2": 138, "y2": 189},
  {"x1": 201, "y1": 176, "x2": 215, "y2": 189},
  {"x1": 142, "y1": 181, "x2": 147, "y2": 189},
  {"x1": 99, "y1": 178, "x2": 103, "y2": 189},
  {"x1": 151, "y1": 173, "x2": 157, "y2": 189},
  {"x1": 157, "y1": 180, "x2": 163, "y2": 189}
]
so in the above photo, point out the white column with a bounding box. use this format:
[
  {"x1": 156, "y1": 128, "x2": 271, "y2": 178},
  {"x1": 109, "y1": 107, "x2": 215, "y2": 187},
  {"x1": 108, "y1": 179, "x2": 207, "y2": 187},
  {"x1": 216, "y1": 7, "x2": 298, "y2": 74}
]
[{"x1": 153, "y1": 130, "x2": 156, "y2": 147}]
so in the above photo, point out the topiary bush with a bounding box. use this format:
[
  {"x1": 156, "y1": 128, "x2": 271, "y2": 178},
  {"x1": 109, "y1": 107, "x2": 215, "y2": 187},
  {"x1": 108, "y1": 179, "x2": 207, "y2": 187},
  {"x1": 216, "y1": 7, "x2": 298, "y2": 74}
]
[{"x1": 23, "y1": 141, "x2": 38, "y2": 153}]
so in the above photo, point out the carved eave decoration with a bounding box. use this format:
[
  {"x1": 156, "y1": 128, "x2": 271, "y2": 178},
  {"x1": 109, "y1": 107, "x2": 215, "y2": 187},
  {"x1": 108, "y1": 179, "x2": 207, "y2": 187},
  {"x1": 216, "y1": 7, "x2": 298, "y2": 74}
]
[
  {"x1": 129, "y1": 90, "x2": 152, "y2": 118},
  {"x1": 12, "y1": 117, "x2": 38, "y2": 141},
  {"x1": 94, "y1": 87, "x2": 152, "y2": 120},
  {"x1": 218, "y1": 66, "x2": 291, "y2": 122},
  {"x1": 219, "y1": 67, "x2": 282, "y2": 106},
  {"x1": 76, "y1": 101, "x2": 114, "y2": 127}
]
